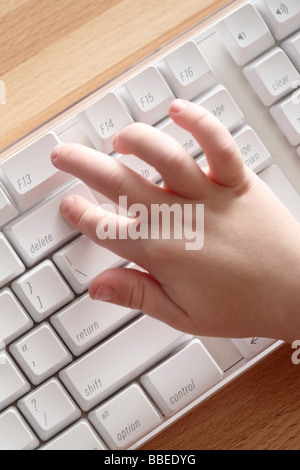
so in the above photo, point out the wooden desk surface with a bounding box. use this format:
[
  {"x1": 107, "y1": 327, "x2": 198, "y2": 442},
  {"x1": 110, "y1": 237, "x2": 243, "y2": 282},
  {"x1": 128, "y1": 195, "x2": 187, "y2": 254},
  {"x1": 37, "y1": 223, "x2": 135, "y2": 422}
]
[{"x1": 1, "y1": 0, "x2": 300, "y2": 450}]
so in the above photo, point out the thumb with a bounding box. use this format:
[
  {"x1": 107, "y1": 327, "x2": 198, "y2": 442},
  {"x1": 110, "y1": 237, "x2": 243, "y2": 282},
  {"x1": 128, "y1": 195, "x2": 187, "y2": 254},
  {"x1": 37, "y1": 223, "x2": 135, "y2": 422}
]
[{"x1": 89, "y1": 267, "x2": 188, "y2": 332}]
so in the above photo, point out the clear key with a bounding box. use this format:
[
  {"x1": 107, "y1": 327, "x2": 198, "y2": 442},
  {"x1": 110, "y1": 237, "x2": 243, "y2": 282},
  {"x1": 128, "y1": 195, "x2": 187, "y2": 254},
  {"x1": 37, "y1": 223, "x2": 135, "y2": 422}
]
[
  {"x1": 117, "y1": 66, "x2": 174, "y2": 125},
  {"x1": 243, "y1": 47, "x2": 300, "y2": 107}
]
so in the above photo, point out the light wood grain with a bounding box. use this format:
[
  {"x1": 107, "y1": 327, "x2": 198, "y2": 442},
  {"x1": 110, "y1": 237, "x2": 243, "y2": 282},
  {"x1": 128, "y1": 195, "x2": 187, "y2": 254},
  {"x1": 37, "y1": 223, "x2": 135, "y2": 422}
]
[{"x1": 1, "y1": 0, "x2": 299, "y2": 451}]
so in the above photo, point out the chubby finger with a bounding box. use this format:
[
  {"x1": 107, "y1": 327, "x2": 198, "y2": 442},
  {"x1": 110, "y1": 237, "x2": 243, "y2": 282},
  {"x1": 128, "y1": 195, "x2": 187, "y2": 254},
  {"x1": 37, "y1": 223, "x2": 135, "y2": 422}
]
[
  {"x1": 60, "y1": 193, "x2": 147, "y2": 266},
  {"x1": 113, "y1": 122, "x2": 210, "y2": 199},
  {"x1": 169, "y1": 100, "x2": 248, "y2": 189},
  {"x1": 51, "y1": 143, "x2": 163, "y2": 208},
  {"x1": 89, "y1": 267, "x2": 190, "y2": 332}
]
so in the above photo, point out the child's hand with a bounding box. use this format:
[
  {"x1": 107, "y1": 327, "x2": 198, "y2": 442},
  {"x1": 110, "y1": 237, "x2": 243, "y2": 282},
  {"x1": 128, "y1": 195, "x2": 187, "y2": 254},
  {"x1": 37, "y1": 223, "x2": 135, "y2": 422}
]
[{"x1": 51, "y1": 100, "x2": 300, "y2": 343}]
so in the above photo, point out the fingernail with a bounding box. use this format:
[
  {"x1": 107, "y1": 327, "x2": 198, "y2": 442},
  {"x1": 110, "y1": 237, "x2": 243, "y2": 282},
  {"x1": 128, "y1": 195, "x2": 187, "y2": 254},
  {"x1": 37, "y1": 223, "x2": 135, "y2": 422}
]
[
  {"x1": 51, "y1": 143, "x2": 65, "y2": 162},
  {"x1": 112, "y1": 133, "x2": 119, "y2": 150},
  {"x1": 95, "y1": 286, "x2": 115, "y2": 301},
  {"x1": 60, "y1": 195, "x2": 74, "y2": 215},
  {"x1": 170, "y1": 99, "x2": 186, "y2": 114}
]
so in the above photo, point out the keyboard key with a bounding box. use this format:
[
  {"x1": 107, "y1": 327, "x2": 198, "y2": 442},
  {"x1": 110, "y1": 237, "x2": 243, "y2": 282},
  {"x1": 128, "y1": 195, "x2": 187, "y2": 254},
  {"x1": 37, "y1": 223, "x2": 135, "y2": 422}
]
[
  {"x1": 18, "y1": 379, "x2": 81, "y2": 441},
  {"x1": 40, "y1": 419, "x2": 106, "y2": 450},
  {"x1": 81, "y1": 92, "x2": 134, "y2": 154},
  {"x1": 116, "y1": 153, "x2": 161, "y2": 182},
  {"x1": 0, "y1": 133, "x2": 72, "y2": 211},
  {"x1": 158, "y1": 40, "x2": 216, "y2": 100},
  {"x1": 89, "y1": 384, "x2": 162, "y2": 450},
  {"x1": 232, "y1": 337, "x2": 275, "y2": 359},
  {"x1": 0, "y1": 233, "x2": 25, "y2": 288},
  {"x1": 234, "y1": 126, "x2": 272, "y2": 173},
  {"x1": 53, "y1": 236, "x2": 124, "y2": 295},
  {"x1": 217, "y1": 3, "x2": 275, "y2": 65},
  {"x1": 196, "y1": 85, "x2": 244, "y2": 131},
  {"x1": 270, "y1": 94, "x2": 300, "y2": 146},
  {"x1": 141, "y1": 340, "x2": 222, "y2": 417},
  {"x1": 117, "y1": 66, "x2": 174, "y2": 125},
  {"x1": 243, "y1": 47, "x2": 300, "y2": 106},
  {"x1": 0, "y1": 184, "x2": 18, "y2": 228},
  {"x1": 4, "y1": 181, "x2": 98, "y2": 267},
  {"x1": 0, "y1": 407, "x2": 39, "y2": 450},
  {"x1": 12, "y1": 260, "x2": 74, "y2": 322},
  {"x1": 60, "y1": 315, "x2": 189, "y2": 411},
  {"x1": 282, "y1": 32, "x2": 300, "y2": 71},
  {"x1": 0, "y1": 352, "x2": 30, "y2": 412},
  {"x1": 53, "y1": 115, "x2": 95, "y2": 149},
  {"x1": 257, "y1": 0, "x2": 300, "y2": 40},
  {"x1": 0, "y1": 289, "x2": 33, "y2": 345},
  {"x1": 10, "y1": 324, "x2": 72, "y2": 385},
  {"x1": 199, "y1": 337, "x2": 244, "y2": 372},
  {"x1": 259, "y1": 164, "x2": 300, "y2": 223},
  {"x1": 51, "y1": 293, "x2": 138, "y2": 356}
]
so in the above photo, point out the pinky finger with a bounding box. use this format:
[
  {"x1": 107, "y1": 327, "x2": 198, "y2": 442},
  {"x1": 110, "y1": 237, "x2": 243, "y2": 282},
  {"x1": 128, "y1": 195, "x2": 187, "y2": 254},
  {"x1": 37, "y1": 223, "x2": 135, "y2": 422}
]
[{"x1": 89, "y1": 267, "x2": 190, "y2": 333}]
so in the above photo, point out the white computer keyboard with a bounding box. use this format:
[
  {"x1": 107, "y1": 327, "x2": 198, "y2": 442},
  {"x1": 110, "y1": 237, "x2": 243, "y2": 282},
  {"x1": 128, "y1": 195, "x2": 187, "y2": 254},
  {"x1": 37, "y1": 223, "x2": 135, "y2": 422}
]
[{"x1": 0, "y1": 0, "x2": 300, "y2": 450}]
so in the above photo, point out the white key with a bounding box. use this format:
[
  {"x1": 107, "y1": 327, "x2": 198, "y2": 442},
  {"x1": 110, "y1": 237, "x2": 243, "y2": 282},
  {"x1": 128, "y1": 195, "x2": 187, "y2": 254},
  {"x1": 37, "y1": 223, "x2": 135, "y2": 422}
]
[
  {"x1": 53, "y1": 236, "x2": 124, "y2": 295},
  {"x1": 243, "y1": 48, "x2": 300, "y2": 107},
  {"x1": 0, "y1": 352, "x2": 30, "y2": 412},
  {"x1": 0, "y1": 233, "x2": 25, "y2": 288},
  {"x1": 141, "y1": 340, "x2": 222, "y2": 417},
  {"x1": 89, "y1": 384, "x2": 162, "y2": 450},
  {"x1": 51, "y1": 293, "x2": 138, "y2": 356},
  {"x1": 256, "y1": 0, "x2": 300, "y2": 40},
  {"x1": 232, "y1": 337, "x2": 275, "y2": 359},
  {"x1": 282, "y1": 32, "x2": 300, "y2": 71},
  {"x1": 10, "y1": 323, "x2": 72, "y2": 385},
  {"x1": 0, "y1": 407, "x2": 39, "y2": 450},
  {"x1": 196, "y1": 85, "x2": 244, "y2": 131},
  {"x1": 270, "y1": 94, "x2": 300, "y2": 146},
  {"x1": 0, "y1": 184, "x2": 18, "y2": 227},
  {"x1": 217, "y1": 3, "x2": 275, "y2": 66},
  {"x1": 81, "y1": 92, "x2": 134, "y2": 154},
  {"x1": 59, "y1": 315, "x2": 189, "y2": 411},
  {"x1": 116, "y1": 153, "x2": 161, "y2": 182},
  {"x1": 4, "y1": 181, "x2": 98, "y2": 267},
  {"x1": 234, "y1": 126, "x2": 272, "y2": 173},
  {"x1": 198, "y1": 337, "x2": 244, "y2": 372},
  {"x1": 117, "y1": 66, "x2": 174, "y2": 125},
  {"x1": 40, "y1": 419, "x2": 106, "y2": 450},
  {"x1": 0, "y1": 133, "x2": 72, "y2": 211},
  {"x1": 54, "y1": 115, "x2": 95, "y2": 149},
  {"x1": 0, "y1": 289, "x2": 33, "y2": 345},
  {"x1": 12, "y1": 261, "x2": 74, "y2": 322},
  {"x1": 259, "y1": 164, "x2": 300, "y2": 223},
  {"x1": 158, "y1": 40, "x2": 216, "y2": 100},
  {"x1": 18, "y1": 379, "x2": 81, "y2": 441},
  {"x1": 158, "y1": 119, "x2": 202, "y2": 157}
]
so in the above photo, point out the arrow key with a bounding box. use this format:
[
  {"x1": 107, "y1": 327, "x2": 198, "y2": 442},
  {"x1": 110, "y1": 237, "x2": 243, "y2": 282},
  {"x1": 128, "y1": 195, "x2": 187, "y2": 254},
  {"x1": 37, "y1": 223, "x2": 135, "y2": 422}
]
[{"x1": 232, "y1": 337, "x2": 275, "y2": 359}]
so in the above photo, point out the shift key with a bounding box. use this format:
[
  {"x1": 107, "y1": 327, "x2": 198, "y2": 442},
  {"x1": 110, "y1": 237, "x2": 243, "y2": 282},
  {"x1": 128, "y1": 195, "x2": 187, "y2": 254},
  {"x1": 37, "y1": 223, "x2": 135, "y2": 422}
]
[{"x1": 4, "y1": 181, "x2": 98, "y2": 267}]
